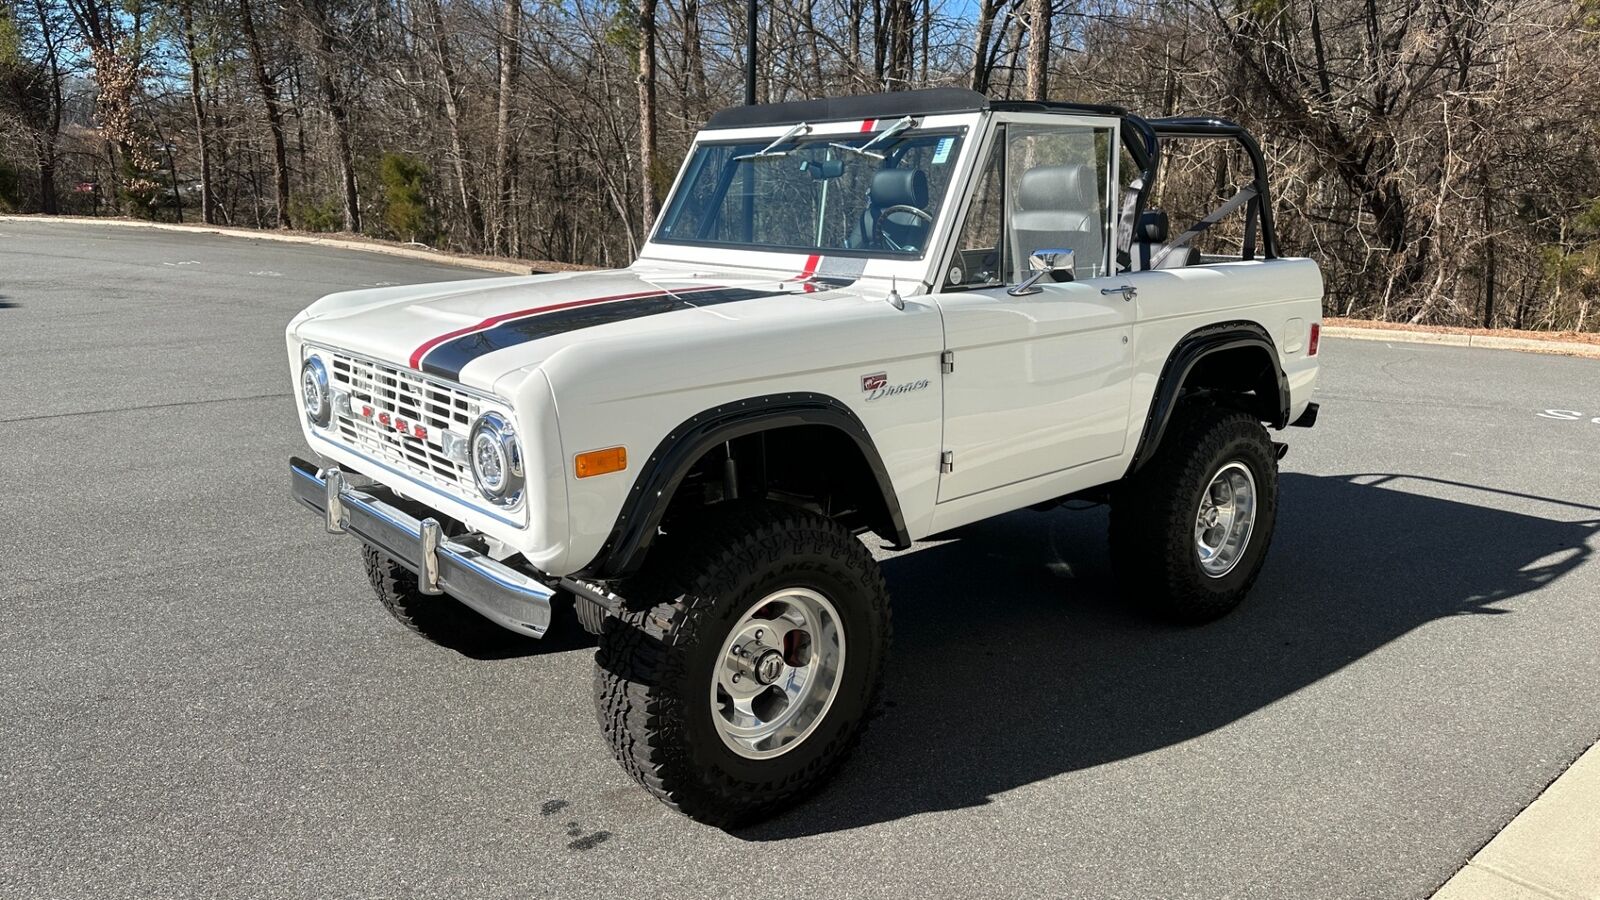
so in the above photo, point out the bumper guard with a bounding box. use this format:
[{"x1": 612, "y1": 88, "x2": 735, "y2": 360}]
[{"x1": 289, "y1": 457, "x2": 554, "y2": 637}]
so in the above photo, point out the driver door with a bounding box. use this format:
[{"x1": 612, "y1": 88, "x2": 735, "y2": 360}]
[{"x1": 934, "y1": 117, "x2": 1136, "y2": 503}]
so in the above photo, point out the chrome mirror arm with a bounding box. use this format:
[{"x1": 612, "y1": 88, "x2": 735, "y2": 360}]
[{"x1": 1007, "y1": 248, "x2": 1075, "y2": 296}]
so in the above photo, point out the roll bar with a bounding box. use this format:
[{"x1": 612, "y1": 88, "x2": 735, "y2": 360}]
[{"x1": 1135, "y1": 116, "x2": 1281, "y2": 261}]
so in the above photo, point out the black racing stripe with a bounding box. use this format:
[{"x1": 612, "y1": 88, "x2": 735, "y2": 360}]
[{"x1": 418, "y1": 287, "x2": 776, "y2": 380}]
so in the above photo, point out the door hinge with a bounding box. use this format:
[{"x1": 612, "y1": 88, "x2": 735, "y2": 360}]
[
  {"x1": 939, "y1": 450, "x2": 954, "y2": 474},
  {"x1": 940, "y1": 350, "x2": 955, "y2": 374}
]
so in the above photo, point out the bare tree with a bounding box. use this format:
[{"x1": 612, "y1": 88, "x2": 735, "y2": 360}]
[
  {"x1": 1025, "y1": 0, "x2": 1049, "y2": 100},
  {"x1": 237, "y1": 0, "x2": 291, "y2": 227},
  {"x1": 638, "y1": 0, "x2": 660, "y2": 229}
]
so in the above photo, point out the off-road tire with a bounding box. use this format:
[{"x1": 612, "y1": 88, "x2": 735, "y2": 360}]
[
  {"x1": 1110, "y1": 406, "x2": 1279, "y2": 623},
  {"x1": 593, "y1": 502, "x2": 891, "y2": 827},
  {"x1": 362, "y1": 546, "x2": 516, "y2": 650},
  {"x1": 573, "y1": 593, "x2": 609, "y2": 637}
]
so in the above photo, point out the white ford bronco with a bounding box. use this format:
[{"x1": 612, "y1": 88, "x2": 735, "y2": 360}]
[{"x1": 287, "y1": 88, "x2": 1321, "y2": 826}]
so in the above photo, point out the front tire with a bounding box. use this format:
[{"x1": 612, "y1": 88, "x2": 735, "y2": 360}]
[
  {"x1": 1110, "y1": 406, "x2": 1279, "y2": 623},
  {"x1": 593, "y1": 502, "x2": 891, "y2": 827},
  {"x1": 362, "y1": 546, "x2": 518, "y2": 651}
]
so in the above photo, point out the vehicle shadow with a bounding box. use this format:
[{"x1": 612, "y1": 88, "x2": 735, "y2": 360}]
[{"x1": 737, "y1": 472, "x2": 1600, "y2": 840}]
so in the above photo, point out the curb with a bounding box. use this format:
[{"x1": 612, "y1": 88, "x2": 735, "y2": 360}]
[
  {"x1": 0, "y1": 214, "x2": 540, "y2": 275},
  {"x1": 1430, "y1": 737, "x2": 1600, "y2": 899},
  {"x1": 1323, "y1": 325, "x2": 1600, "y2": 360}
]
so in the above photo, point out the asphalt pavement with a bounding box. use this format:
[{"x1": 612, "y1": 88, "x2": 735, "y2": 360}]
[{"x1": 3, "y1": 219, "x2": 1599, "y2": 899}]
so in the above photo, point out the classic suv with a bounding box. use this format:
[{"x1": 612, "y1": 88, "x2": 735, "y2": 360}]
[{"x1": 287, "y1": 88, "x2": 1321, "y2": 826}]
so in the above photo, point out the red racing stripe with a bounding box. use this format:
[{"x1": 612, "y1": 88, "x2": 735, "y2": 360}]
[
  {"x1": 407, "y1": 285, "x2": 724, "y2": 370},
  {"x1": 859, "y1": 118, "x2": 877, "y2": 133}
]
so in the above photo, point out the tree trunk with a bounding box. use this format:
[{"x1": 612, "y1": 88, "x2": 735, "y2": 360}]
[
  {"x1": 37, "y1": 161, "x2": 59, "y2": 214},
  {"x1": 425, "y1": 0, "x2": 483, "y2": 248},
  {"x1": 637, "y1": 0, "x2": 660, "y2": 230},
  {"x1": 30, "y1": 0, "x2": 65, "y2": 215},
  {"x1": 682, "y1": 0, "x2": 707, "y2": 112},
  {"x1": 1025, "y1": 0, "x2": 1050, "y2": 101},
  {"x1": 801, "y1": 0, "x2": 825, "y2": 89},
  {"x1": 884, "y1": 0, "x2": 912, "y2": 89},
  {"x1": 239, "y1": 0, "x2": 291, "y2": 228},
  {"x1": 179, "y1": 3, "x2": 215, "y2": 224},
  {"x1": 492, "y1": 0, "x2": 521, "y2": 254},
  {"x1": 297, "y1": 0, "x2": 360, "y2": 231},
  {"x1": 1481, "y1": 167, "x2": 1497, "y2": 328},
  {"x1": 848, "y1": 0, "x2": 862, "y2": 89},
  {"x1": 970, "y1": 0, "x2": 997, "y2": 92},
  {"x1": 319, "y1": 69, "x2": 360, "y2": 232}
]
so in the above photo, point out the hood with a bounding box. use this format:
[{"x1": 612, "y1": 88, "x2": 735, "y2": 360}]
[{"x1": 293, "y1": 265, "x2": 863, "y2": 389}]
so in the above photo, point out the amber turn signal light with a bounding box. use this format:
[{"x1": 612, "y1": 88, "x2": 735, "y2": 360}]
[{"x1": 575, "y1": 446, "x2": 627, "y2": 478}]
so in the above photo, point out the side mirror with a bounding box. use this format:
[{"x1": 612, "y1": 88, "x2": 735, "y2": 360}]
[{"x1": 1007, "y1": 248, "x2": 1075, "y2": 296}]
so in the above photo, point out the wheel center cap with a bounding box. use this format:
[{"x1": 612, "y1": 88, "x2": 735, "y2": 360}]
[
  {"x1": 754, "y1": 649, "x2": 785, "y2": 685},
  {"x1": 1202, "y1": 507, "x2": 1220, "y2": 528}
]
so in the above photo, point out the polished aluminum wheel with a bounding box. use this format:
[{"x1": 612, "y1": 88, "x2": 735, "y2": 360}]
[
  {"x1": 710, "y1": 588, "x2": 845, "y2": 760},
  {"x1": 1195, "y1": 460, "x2": 1257, "y2": 578}
]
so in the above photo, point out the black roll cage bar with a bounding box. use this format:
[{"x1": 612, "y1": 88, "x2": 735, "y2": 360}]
[{"x1": 1117, "y1": 115, "x2": 1281, "y2": 263}]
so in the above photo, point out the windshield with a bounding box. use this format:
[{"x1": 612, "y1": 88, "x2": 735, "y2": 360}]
[{"x1": 653, "y1": 128, "x2": 967, "y2": 257}]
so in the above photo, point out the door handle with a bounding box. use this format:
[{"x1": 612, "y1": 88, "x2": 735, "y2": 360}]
[{"x1": 1101, "y1": 285, "x2": 1137, "y2": 302}]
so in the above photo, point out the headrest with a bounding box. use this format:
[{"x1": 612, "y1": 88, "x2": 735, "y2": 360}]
[
  {"x1": 1016, "y1": 164, "x2": 1099, "y2": 212},
  {"x1": 1138, "y1": 208, "x2": 1169, "y2": 242},
  {"x1": 870, "y1": 169, "x2": 928, "y2": 209}
]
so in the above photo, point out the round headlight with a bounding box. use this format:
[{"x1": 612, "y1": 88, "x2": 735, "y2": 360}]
[
  {"x1": 468, "y1": 412, "x2": 524, "y2": 507},
  {"x1": 301, "y1": 356, "x2": 331, "y2": 428}
]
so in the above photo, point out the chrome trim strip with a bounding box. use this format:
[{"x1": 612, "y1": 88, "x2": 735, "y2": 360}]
[
  {"x1": 308, "y1": 430, "x2": 525, "y2": 528},
  {"x1": 290, "y1": 458, "x2": 553, "y2": 638}
]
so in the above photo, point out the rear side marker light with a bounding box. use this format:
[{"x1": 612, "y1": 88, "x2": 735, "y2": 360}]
[
  {"x1": 1308, "y1": 322, "x2": 1321, "y2": 356},
  {"x1": 575, "y1": 446, "x2": 627, "y2": 479}
]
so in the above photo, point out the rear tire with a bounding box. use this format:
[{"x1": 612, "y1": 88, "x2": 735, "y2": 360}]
[
  {"x1": 593, "y1": 502, "x2": 891, "y2": 827},
  {"x1": 362, "y1": 546, "x2": 519, "y2": 651},
  {"x1": 1110, "y1": 406, "x2": 1279, "y2": 623}
]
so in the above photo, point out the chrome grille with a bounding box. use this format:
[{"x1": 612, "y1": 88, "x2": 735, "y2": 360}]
[{"x1": 322, "y1": 351, "x2": 489, "y2": 503}]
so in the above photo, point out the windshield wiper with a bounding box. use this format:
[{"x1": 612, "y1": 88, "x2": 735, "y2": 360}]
[
  {"x1": 828, "y1": 115, "x2": 917, "y2": 161},
  {"x1": 733, "y1": 122, "x2": 812, "y2": 162}
]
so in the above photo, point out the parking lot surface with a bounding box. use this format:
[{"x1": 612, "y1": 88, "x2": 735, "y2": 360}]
[{"x1": 3, "y1": 220, "x2": 1599, "y2": 899}]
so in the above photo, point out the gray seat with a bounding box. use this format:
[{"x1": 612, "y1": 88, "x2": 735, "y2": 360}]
[
  {"x1": 846, "y1": 169, "x2": 931, "y2": 251},
  {"x1": 1009, "y1": 164, "x2": 1103, "y2": 280},
  {"x1": 1128, "y1": 209, "x2": 1200, "y2": 271}
]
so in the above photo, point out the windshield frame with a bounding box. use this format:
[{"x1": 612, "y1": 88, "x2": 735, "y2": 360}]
[{"x1": 646, "y1": 122, "x2": 974, "y2": 262}]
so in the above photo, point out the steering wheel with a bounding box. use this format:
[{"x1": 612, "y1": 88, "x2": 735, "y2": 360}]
[{"x1": 874, "y1": 204, "x2": 934, "y2": 251}]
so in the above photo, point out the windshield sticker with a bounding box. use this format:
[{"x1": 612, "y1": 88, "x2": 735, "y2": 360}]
[{"x1": 932, "y1": 137, "x2": 954, "y2": 164}]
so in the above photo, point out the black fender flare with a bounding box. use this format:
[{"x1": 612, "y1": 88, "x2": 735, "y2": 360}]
[
  {"x1": 1127, "y1": 320, "x2": 1289, "y2": 475},
  {"x1": 578, "y1": 392, "x2": 911, "y2": 580}
]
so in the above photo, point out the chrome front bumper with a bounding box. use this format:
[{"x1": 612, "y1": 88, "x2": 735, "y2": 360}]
[{"x1": 289, "y1": 457, "x2": 554, "y2": 637}]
